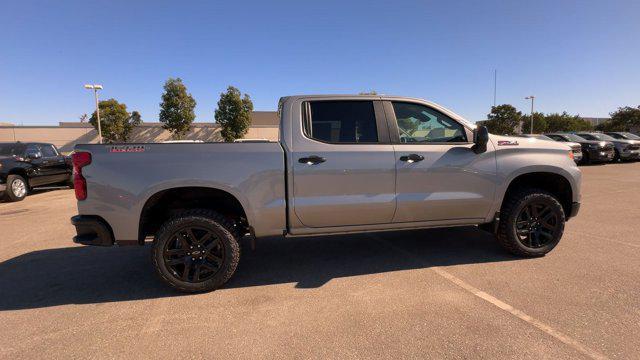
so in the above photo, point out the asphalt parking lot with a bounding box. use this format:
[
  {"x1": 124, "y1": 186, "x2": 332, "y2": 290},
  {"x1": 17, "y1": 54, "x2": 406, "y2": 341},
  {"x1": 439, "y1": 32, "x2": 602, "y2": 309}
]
[{"x1": 1, "y1": 163, "x2": 639, "y2": 359}]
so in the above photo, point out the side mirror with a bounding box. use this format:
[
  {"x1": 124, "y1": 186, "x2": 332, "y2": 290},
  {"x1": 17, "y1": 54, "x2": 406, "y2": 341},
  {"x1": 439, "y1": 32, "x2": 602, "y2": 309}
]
[
  {"x1": 472, "y1": 126, "x2": 489, "y2": 154},
  {"x1": 26, "y1": 150, "x2": 42, "y2": 160}
]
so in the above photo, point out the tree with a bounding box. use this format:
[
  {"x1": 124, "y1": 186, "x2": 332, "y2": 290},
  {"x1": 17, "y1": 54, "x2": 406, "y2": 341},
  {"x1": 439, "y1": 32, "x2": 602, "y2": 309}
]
[
  {"x1": 521, "y1": 112, "x2": 547, "y2": 134},
  {"x1": 89, "y1": 99, "x2": 142, "y2": 143},
  {"x1": 215, "y1": 86, "x2": 254, "y2": 142},
  {"x1": 484, "y1": 104, "x2": 522, "y2": 135},
  {"x1": 79, "y1": 113, "x2": 88, "y2": 123},
  {"x1": 545, "y1": 112, "x2": 592, "y2": 132},
  {"x1": 159, "y1": 78, "x2": 196, "y2": 139},
  {"x1": 597, "y1": 106, "x2": 640, "y2": 132}
]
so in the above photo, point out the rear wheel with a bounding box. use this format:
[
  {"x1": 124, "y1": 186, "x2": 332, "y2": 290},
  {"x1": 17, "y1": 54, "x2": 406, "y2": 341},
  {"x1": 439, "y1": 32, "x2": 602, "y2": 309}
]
[
  {"x1": 4, "y1": 175, "x2": 28, "y2": 202},
  {"x1": 496, "y1": 188, "x2": 565, "y2": 257},
  {"x1": 152, "y1": 209, "x2": 240, "y2": 293}
]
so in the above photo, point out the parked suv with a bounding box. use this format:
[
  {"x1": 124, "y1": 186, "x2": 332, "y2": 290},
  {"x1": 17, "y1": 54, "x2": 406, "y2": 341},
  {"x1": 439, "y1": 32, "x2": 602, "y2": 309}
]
[
  {"x1": 0, "y1": 142, "x2": 73, "y2": 202},
  {"x1": 545, "y1": 133, "x2": 614, "y2": 164},
  {"x1": 605, "y1": 132, "x2": 640, "y2": 141},
  {"x1": 575, "y1": 132, "x2": 640, "y2": 162},
  {"x1": 517, "y1": 134, "x2": 582, "y2": 163},
  {"x1": 70, "y1": 95, "x2": 582, "y2": 293}
]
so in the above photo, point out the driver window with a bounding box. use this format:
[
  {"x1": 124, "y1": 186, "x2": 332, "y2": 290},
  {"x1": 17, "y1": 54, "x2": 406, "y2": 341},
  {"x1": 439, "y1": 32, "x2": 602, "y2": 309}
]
[
  {"x1": 39, "y1": 144, "x2": 58, "y2": 157},
  {"x1": 25, "y1": 144, "x2": 40, "y2": 156},
  {"x1": 392, "y1": 102, "x2": 467, "y2": 143}
]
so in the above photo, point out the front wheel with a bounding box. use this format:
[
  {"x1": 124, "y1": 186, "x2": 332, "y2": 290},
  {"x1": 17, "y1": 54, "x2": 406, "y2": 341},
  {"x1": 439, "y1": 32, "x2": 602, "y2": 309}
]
[
  {"x1": 496, "y1": 189, "x2": 565, "y2": 257},
  {"x1": 4, "y1": 175, "x2": 28, "y2": 202},
  {"x1": 152, "y1": 209, "x2": 241, "y2": 293}
]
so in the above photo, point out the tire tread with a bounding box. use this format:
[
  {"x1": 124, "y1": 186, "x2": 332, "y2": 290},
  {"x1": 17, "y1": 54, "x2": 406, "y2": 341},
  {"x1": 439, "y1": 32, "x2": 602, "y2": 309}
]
[
  {"x1": 151, "y1": 209, "x2": 241, "y2": 293},
  {"x1": 496, "y1": 188, "x2": 565, "y2": 257}
]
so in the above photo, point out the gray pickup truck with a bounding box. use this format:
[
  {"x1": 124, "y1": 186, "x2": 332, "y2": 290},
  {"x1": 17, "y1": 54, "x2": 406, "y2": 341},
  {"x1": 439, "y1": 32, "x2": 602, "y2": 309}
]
[{"x1": 71, "y1": 95, "x2": 581, "y2": 292}]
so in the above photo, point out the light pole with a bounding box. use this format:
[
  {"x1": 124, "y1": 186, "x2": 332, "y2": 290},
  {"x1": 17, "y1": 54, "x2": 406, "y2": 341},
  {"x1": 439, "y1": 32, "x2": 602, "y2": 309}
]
[
  {"x1": 525, "y1": 95, "x2": 535, "y2": 134},
  {"x1": 84, "y1": 84, "x2": 103, "y2": 143}
]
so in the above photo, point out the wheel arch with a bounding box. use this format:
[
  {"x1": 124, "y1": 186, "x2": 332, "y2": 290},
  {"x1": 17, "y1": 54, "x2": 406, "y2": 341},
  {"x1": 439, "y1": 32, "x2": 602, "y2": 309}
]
[
  {"x1": 499, "y1": 170, "x2": 574, "y2": 217},
  {"x1": 8, "y1": 167, "x2": 28, "y2": 181},
  {"x1": 138, "y1": 186, "x2": 251, "y2": 244}
]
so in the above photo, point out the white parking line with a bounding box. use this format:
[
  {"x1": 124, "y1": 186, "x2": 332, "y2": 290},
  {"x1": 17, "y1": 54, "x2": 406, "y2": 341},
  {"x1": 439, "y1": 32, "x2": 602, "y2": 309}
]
[
  {"x1": 378, "y1": 237, "x2": 609, "y2": 360},
  {"x1": 430, "y1": 266, "x2": 608, "y2": 360}
]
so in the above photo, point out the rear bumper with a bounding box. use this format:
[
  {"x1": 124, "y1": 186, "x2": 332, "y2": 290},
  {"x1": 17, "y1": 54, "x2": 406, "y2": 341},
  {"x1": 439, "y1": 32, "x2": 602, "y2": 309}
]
[
  {"x1": 71, "y1": 215, "x2": 114, "y2": 246},
  {"x1": 568, "y1": 202, "x2": 581, "y2": 219}
]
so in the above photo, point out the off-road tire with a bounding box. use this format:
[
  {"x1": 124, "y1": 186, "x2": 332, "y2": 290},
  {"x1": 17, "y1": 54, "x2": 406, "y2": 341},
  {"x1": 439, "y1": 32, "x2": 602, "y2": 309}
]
[
  {"x1": 152, "y1": 209, "x2": 241, "y2": 293},
  {"x1": 496, "y1": 188, "x2": 565, "y2": 257},
  {"x1": 4, "y1": 175, "x2": 28, "y2": 202}
]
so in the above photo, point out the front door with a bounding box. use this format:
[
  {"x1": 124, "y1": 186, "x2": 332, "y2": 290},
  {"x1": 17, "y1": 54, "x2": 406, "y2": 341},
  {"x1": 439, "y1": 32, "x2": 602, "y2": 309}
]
[
  {"x1": 386, "y1": 101, "x2": 497, "y2": 223},
  {"x1": 291, "y1": 100, "x2": 396, "y2": 228},
  {"x1": 38, "y1": 144, "x2": 69, "y2": 184}
]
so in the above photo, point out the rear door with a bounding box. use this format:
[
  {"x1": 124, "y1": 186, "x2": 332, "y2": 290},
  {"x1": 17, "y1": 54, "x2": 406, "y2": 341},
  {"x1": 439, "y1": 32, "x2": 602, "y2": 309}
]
[
  {"x1": 385, "y1": 101, "x2": 497, "y2": 223},
  {"x1": 290, "y1": 100, "x2": 397, "y2": 228}
]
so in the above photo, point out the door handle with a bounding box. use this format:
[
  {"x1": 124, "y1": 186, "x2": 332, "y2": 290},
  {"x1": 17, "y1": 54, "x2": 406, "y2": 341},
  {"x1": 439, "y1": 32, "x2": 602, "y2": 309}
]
[
  {"x1": 298, "y1": 155, "x2": 326, "y2": 165},
  {"x1": 400, "y1": 154, "x2": 424, "y2": 163}
]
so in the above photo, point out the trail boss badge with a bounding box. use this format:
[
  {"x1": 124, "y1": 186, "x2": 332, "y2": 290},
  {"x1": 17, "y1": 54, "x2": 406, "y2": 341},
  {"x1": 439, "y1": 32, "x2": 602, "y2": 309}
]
[
  {"x1": 109, "y1": 145, "x2": 147, "y2": 153},
  {"x1": 497, "y1": 140, "x2": 519, "y2": 146}
]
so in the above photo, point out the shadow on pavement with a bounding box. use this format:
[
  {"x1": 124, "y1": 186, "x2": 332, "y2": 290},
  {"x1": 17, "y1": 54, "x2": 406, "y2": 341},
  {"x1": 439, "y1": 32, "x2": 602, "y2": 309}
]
[
  {"x1": 0, "y1": 187, "x2": 71, "y2": 204},
  {"x1": 0, "y1": 226, "x2": 516, "y2": 311}
]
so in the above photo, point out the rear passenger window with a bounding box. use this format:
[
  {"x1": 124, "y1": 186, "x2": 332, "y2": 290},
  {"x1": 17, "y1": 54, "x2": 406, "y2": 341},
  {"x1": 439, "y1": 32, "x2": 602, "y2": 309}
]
[{"x1": 304, "y1": 101, "x2": 378, "y2": 143}]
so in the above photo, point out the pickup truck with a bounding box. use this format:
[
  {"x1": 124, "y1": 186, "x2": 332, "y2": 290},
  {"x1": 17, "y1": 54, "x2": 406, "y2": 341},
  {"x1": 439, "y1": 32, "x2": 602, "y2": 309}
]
[
  {"x1": 70, "y1": 95, "x2": 581, "y2": 293},
  {"x1": 1, "y1": 142, "x2": 73, "y2": 202}
]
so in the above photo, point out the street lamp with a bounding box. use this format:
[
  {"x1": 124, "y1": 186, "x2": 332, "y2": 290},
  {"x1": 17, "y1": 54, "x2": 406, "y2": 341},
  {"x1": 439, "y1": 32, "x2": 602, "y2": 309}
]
[
  {"x1": 525, "y1": 95, "x2": 535, "y2": 134},
  {"x1": 84, "y1": 84, "x2": 104, "y2": 144}
]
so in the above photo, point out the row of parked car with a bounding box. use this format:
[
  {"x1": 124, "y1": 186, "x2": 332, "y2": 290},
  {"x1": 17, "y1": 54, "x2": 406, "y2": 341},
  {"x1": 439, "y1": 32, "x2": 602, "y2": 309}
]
[{"x1": 518, "y1": 132, "x2": 640, "y2": 164}]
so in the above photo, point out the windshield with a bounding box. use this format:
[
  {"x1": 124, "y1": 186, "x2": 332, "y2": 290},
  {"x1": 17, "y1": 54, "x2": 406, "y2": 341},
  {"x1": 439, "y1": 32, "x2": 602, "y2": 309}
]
[
  {"x1": 534, "y1": 135, "x2": 554, "y2": 141},
  {"x1": 0, "y1": 143, "x2": 26, "y2": 156},
  {"x1": 623, "y1": 132, "x2": 640, "y2": 140},
  {"x1": 587, "y1": 133, "x2": 616, "y2": 141},
  {"x1": 564, "y1": 134, "x2": 586, "y2": 142}
]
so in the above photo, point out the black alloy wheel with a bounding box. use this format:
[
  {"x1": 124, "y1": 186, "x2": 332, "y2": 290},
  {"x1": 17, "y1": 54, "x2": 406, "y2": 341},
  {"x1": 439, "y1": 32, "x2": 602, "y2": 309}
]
[
  {"x1": 163, "y1": 226, "x2": 225, "y2": 283},
  {"x1": 496, "y1": 188, "x2": 565, "y2": 257},
  {"x1": 514, "y1": 201, "x2": 559, "y2": 249},
  {"x1": 152, "y1": 209, "x2": 240, "y2": 293}
]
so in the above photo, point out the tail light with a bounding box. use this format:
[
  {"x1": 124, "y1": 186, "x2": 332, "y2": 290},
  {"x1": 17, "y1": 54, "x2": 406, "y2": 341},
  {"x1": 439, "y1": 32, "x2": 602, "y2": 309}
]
[
  {"x1": 568, "y1": 151, "x2": 574, "y2": 160},
  {"x1": 72, "y1": 152, "x2": 92, "y2": 200}
]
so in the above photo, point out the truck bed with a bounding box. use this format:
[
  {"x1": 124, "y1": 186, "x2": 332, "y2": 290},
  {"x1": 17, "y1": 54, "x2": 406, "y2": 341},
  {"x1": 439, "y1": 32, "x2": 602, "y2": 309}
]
[{"x1": 75, "y1": 142, "x2": 286, "y2": 241}]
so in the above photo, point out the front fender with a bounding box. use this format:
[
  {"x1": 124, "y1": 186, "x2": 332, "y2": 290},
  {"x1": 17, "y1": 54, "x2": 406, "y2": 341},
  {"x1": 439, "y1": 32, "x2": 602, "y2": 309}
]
[{"x1": 486, "y1": 146, "x2": 581, "y2": 222}]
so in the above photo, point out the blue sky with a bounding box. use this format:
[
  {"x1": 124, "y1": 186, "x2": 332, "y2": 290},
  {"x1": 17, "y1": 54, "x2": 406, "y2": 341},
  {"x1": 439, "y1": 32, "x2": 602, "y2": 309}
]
[{"x1": 1, "y1": 0, "x2": 639, "y2": 125}]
